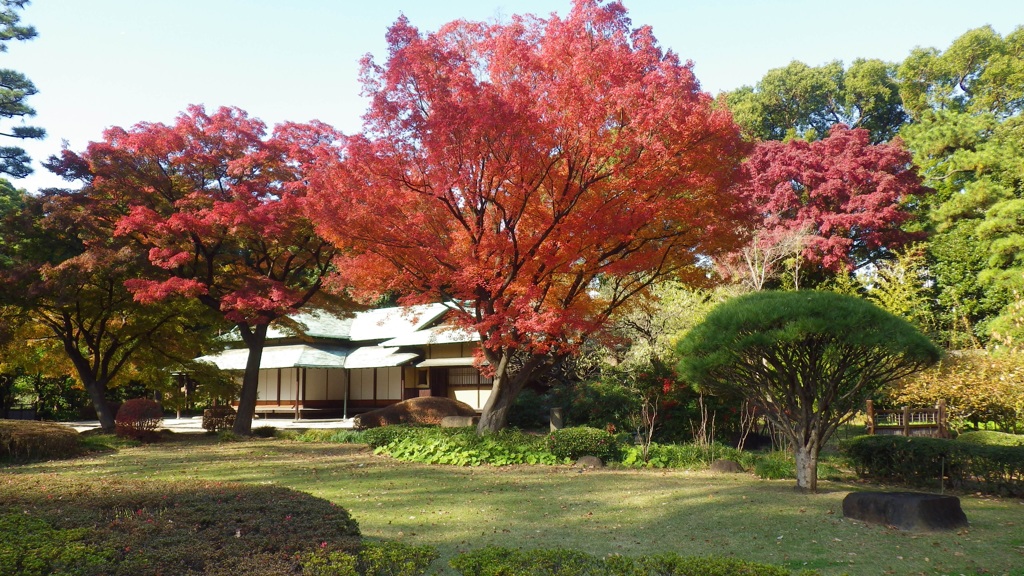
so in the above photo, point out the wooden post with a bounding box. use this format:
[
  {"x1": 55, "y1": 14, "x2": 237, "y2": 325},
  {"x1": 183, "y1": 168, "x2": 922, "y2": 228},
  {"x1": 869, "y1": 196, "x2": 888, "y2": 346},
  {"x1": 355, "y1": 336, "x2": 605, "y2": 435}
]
[
  {"x1": 902, "y1": 406, "x2": 911, "y2": 437},
  {"x1": 866, "y1": 400, "x2": 875, "y2": 435},
  {"x1": 938, "y1": 399, "x2": 948, "y2": 438}
]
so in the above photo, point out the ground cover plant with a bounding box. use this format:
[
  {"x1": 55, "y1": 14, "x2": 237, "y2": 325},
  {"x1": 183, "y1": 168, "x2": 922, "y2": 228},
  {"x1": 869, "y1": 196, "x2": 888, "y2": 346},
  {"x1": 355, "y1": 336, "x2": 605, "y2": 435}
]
[{"x1": 5, "y1": 433, "x2": 1022, "y2": 575}]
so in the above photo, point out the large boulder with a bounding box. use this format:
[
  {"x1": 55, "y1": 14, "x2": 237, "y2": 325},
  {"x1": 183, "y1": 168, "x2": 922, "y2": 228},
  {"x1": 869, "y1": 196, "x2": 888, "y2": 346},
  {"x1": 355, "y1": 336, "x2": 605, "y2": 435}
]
[
  {"x1": 353, "y1": 396, "x2": 478, "y2": 429},
  {"x1": 842, "y1": 491, "x2": 969, "y2": 531}
]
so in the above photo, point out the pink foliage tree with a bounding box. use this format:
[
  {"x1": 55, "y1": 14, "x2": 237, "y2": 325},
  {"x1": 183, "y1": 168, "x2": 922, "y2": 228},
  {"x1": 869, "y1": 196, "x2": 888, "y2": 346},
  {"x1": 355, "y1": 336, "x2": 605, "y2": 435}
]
[{"x1": 735, "y1": 125, "x2": 927, "y2": 282}]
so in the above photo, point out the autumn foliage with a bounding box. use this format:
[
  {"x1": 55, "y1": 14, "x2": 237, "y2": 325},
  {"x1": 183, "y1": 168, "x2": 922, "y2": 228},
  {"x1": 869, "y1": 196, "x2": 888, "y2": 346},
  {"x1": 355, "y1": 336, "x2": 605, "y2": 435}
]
[
  {"x1": 735, "y1": 125, "x2": 926, "y2": 276},
  {"x1": 309, "y1": 1, "x2": 750, "y2": 432},
  {"x1": 885, "y1": 350, "x2": 1024, "y2": 432},
  {"x1": 48, "y1": 105, "x2": 345, "y2": 434}
]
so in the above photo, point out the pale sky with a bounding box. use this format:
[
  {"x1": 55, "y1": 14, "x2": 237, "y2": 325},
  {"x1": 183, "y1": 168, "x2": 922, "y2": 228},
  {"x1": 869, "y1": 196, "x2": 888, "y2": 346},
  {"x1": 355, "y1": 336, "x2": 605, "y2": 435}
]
[{"x1": 8, "y1": 0, "x2": 1024, "y2": 192}]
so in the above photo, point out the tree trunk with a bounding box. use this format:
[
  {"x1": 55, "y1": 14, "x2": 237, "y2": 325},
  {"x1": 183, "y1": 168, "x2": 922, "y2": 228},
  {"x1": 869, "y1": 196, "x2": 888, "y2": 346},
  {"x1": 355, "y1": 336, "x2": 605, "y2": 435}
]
[
  {"x1": 476, "y1": 351, "x2": 545, "y2": 435},
  {"x1": 63, "y1": 341, "x2": 115, "y2": 432},
  {"x1": 794, "y1": 442, "x2": 820, "y2": 492},
  {"x1": 232, "y1": 323, "x2": 269, "y2": 435}
]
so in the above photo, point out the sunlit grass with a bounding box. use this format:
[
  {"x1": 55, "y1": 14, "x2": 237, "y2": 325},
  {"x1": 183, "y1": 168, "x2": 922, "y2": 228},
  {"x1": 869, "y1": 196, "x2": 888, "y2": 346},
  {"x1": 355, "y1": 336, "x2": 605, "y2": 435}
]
[{"x1": 8, "y1": 434, "x2": 1024, "y2": 575}]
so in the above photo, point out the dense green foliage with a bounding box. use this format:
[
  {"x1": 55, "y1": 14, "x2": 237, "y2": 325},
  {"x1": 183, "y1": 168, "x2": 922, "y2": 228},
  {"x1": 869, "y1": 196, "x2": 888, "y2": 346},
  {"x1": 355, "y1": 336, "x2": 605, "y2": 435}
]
[
  {"x1": 679, "y1": 291, "x2": 940, "y2": 490},
  {"x1": 0, "y1": 0, "x2": 45, "y2": 178},
  {"x1": 301, "y1": 541, "x2": 439, "y2": 576},
  {"x1": 957, "y1": 430, "x2": 1024, "y2": 447},
  {"x1": 449, "y1": 546, "x2": 803, "y2": 576},
  {"x1": 545, "y1": 426, "x2": 619, "y2": 461},
  {"x1": 845, "y1": 435, "x2": 1024, "y2": 496},
  {"x1": 368, "y1": 425, "x2": 562, "y2": 466},
  {"x1": 726, "y1": 59, "x2": 907, "y2": 144},
  {"x1": 0, "y1": 419, "x2": 80, "y2": 461}
]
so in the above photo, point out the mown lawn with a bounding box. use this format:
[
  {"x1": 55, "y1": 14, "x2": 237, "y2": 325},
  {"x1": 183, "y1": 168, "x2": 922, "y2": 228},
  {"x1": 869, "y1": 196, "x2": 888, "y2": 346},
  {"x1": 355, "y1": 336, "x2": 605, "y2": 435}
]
[{"x1": 7, "y1": 434, "x2": 1024, "y2": 575}]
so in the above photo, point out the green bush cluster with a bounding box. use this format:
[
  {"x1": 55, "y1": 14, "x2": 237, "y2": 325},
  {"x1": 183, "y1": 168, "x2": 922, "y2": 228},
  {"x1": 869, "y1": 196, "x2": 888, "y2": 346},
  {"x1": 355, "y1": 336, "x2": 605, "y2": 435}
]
[
  {"x1": 449, "y1": 546, "x2": 807, "y2": 576},
  {"x1": 956, "y1": 430, "x2": 1024, "y2": 446},
  {"x1": 546, "y1": 426, "x2": 618, "y2": 460},
  {"x1": 845, "y1": 435, "x2": 1024, "y2": 496},
  {"x1": 302, "y1": 541, "x2": 439, "y2": 576},
  {"x1": 373, "y1": 426, "x2": 562, "y2": 466},
  {"x1": 362, "y1": 425, "x2": 421, "y2": 448},
  {"x1": 114, "y1": 398, "x2": 163, "y2": 441},
  {"x1": 0, "y1": 420, "x2": 81, "y2": 462},
  {"x1": 618, "y1": 441, "x2": 750, "y2": 470},
  {"x1": 293, "y1": 428, "x2": 366, "y2": 444}
]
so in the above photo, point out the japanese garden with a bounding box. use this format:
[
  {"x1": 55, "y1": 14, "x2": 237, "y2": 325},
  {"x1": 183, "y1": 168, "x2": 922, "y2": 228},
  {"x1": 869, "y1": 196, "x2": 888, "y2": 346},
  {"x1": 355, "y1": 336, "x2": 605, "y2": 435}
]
[{"x1": 1, "y1": 1, "x2": 1023, "y2": 574}]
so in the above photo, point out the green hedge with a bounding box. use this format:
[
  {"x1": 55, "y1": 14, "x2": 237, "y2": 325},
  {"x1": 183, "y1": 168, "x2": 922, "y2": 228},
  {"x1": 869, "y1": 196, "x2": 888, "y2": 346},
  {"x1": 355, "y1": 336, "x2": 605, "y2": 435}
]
[
  {"x1": 449, "y1": 546, "x2": 809, "y2": 576},
  {"x1": 546, "y1": 426, "x2": 618, "y2": 461},
  {"x1": 845, "y1": 435, "x2": 1024, "y2": 496},
  {"x1": 956, "y1": 430, "x2": 1024, "y2": 446}
]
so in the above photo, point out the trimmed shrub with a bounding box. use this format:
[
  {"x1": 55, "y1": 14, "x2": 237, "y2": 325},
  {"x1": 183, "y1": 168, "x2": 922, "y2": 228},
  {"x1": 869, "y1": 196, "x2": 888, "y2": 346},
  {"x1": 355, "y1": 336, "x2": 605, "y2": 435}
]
[
  {"x1": 114, "y1": 398, "x2": 163, "y2": 441},
  {"x1": 0, "y1": 420, "x2": 81, "y2": 462},
  {"x1": 957, "y1": 430, "x2": 1024, "y2": 446},
  {"x1": 546, "y1": 426, "x2": 618, "y2": 461},
  {"x1": 845, "y1": 435, "x2": 1024, "y2": 496},
  {"x1": 449, "y1": 547, "x2": 798, "y2": 576},
  {"x1": 0, "y1": 475, "x2": 361, "y2": 575},
  {"x1": 202, "y1": 405, "x2": 237, "y2": 432},
  {"x1": 357, "y1": 541, "x2": 439, "y2": 575}
]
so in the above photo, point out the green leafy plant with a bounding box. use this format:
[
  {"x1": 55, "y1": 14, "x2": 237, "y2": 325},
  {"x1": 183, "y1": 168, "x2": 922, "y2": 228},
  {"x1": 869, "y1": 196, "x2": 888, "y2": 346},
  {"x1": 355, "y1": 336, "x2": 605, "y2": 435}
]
[
  {"x1": 449, "y1": 546, "x2": 799, "y2": 576},
  {"x1": 251, "y1": 425, "x2": 277, "y2": 438},
  {"x1": 546, "y1": 426, "x2": 618, "y2": 461}
]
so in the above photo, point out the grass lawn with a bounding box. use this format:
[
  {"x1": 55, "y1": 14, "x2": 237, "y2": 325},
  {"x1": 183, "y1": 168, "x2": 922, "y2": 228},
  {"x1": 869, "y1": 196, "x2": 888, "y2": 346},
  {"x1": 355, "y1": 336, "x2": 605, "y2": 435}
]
[{"x1": 6, "y1": 434, "x2": 1024, "y2": 575}]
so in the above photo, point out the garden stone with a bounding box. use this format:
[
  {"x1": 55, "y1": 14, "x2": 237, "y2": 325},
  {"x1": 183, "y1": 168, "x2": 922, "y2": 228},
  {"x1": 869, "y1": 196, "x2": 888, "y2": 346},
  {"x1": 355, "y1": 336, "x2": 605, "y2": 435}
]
[
  {"x1": 842, "y1": 491, "x2": 968, "y2": 531},
  {"x1": 710, "y1": 459, "x2": 744, "y2": 473},
  {"x1": 440, "y1": 415, "x2": 479, "y2": 428},
  {"x1": 576, "y1": 455, "x2": 604, "y2": 468}
]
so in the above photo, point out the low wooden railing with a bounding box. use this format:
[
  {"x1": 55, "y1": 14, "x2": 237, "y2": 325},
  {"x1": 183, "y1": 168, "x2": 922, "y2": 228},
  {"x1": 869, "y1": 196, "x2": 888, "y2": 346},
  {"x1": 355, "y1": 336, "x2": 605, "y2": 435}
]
[{"x1": 866, "y1": 399, "x2": 949, "y2": 439}]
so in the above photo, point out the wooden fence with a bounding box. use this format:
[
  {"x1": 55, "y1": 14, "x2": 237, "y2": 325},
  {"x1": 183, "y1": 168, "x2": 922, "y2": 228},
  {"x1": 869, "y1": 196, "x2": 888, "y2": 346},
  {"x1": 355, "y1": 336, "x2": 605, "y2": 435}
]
[{"x1": 866, "y1": 399, "x2": 949, "y2": 438}]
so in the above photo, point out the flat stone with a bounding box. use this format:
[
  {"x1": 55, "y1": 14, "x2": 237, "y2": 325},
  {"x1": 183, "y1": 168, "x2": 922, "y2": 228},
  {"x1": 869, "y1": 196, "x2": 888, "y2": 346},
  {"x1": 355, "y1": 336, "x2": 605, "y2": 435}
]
[
  {"x1": 576, "y1": 455, "x2": 604, "y2": 468},
  {"x1": 842, "y1": 491, "x2": 969, "y2": 531},
  {"x1": 710, "y1": 459, "x2": 744, "y2": 473},
  {"x1": 440, "y1": 415, "x2": 479, "y2": 428}
]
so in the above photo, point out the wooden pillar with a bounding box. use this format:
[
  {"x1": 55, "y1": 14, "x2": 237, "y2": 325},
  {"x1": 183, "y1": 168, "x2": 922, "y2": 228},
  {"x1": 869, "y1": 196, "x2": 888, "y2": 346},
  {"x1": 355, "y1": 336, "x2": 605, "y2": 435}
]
[
  {"x1": 276, "y1": 369, "x2": 282, "y2": 406},
  {"x1": 343, "y1": 369, "x2": 350, "y2": 420},
  {"x1": 902, "y1": 406, "x2": 911, "y2": 437},
  {"x1": 938, "y1": 399, "x2": 948, "y2": 438},
  {"x1": 866, "y1": 400, "x2": 875, "y2": 435}
]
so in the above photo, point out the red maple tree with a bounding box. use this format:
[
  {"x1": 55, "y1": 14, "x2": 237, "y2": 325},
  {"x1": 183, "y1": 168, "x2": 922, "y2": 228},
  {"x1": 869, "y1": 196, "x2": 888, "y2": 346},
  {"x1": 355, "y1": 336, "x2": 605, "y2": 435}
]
[
  {"x1": 49, "y1": 106, "x2": 346, "y2": 434},
  {"x1": 309, "y1": 0, "x2": 751, "y2": 432},
  {"x1": 734, "y1": 125, "x2": 926, "y2": 282}
]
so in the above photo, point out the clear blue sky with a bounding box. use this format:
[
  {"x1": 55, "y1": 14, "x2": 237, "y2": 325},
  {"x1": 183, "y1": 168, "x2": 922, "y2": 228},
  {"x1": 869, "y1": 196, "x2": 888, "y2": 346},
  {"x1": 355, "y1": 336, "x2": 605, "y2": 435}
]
[{"x1": 8, "y1": 0, "x2": 1024, "y2": 192}]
